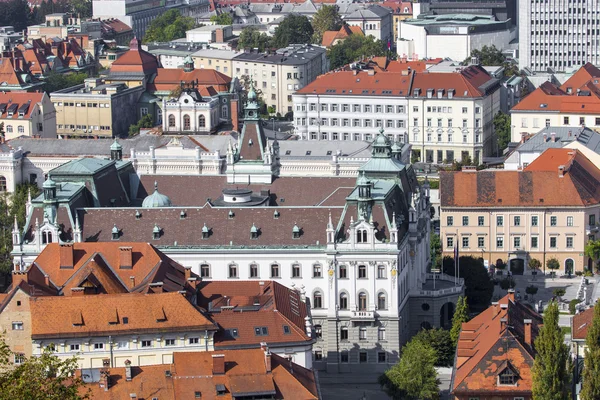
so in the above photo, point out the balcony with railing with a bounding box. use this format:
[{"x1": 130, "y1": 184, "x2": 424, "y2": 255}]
[{"x1": 413, "y1": 273, "x2": 464, "y2": 297}]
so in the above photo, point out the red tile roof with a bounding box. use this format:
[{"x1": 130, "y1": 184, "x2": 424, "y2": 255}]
[
  {"x1": 381, "y1": 1, "x2": 412, "y2": 14},
  {"x1": 30, "y1": 292, "x2": 217, "y2": 339},
  {"x1": 411, "y1": 65, "x2": 495, "y2": 98},
  {"x1": 0, "y1": 92, "x2": 44, "y2": 119},
  {"x1": 440, "y1": 149, "x2": 600, "y2": 207},
  {"x1": 296, "y1": 69, "x2": 413, "y2": 96},
  {"x1": 572, "y1": 306, "x2": 594, "y2": 340},
  {"x1": 110, "y1": 37, "x2": 159, "y2": 75},
  {"x1": 321, "y1": 24, "x2": 364, "y2": 47},
  {"x1": 0, "y1": 58, "x2": 27, "y2": 85},
  {"x1": 101, "y1": 18, "x2": 133, "y2": 34},
  {"x1": 452, "y1": 293, "x2": 542, "y2": 396},
  {"x1": 148, "y1": 68, "x2": 231, "y2": 93}
]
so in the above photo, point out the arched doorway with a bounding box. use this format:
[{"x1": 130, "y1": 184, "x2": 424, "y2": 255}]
[
  {"x1": 440, "y1": 302, "x2": 455, "y2": 329},
  {"x1": 565, "y1": 259, "x2": 574, "y2": 276},
  {"x1": 510, "y1": 258, "x2": 524, "y2": 275}
]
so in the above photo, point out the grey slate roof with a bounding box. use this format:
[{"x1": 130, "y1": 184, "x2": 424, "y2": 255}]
[
  {"x1": 277, "y1": 140, "x2": 373, "y2": 159},
  {"x1": 345, "y1": 4, "x2": 391, "y2": 19},
  {"x1": 516, "y1": 126, "x2": 587, "y2": 153}
]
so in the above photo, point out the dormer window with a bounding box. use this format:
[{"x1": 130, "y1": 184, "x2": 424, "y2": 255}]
[
  {"x1": 273, "y1": 210, "x2": 280, "y2": 219},
  {"x1": 228, "y1": 210, "x2": 234, "y2": 219},
  {"x1": 135, "y1": 210, "x2": 141, "y2": 220},
  {"x1": 250, "y1": 223, "x2": 258, "y2": 239},
  {"x1": 292, "y1": 223, "x2": 300, "y2": 239},
  {"x1": 111, "y1": 224, "x2": 119, "y2": 240},
  {"x1": 356, "y1": 229, "x2": 368, "y2": 243},
  {"x1": 498, "y1": 366, "x2": 518, "y2": 386},
  {"x1": 180, "y1": 210, "x2": 186, "y2": 219},
  {"x1": 202, "y1": 223, "x2": 209, "y2": 239},
  {"x1": 152, "y1": 224, "x2": 161, "y2": 240}
]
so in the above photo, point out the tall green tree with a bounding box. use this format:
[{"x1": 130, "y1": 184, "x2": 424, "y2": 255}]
[
  {"x1": 581, "y1": 301, "x2": 600, "y2": 400},
  {"x1": 379, "y1": 339, "x2": 440, "y2": 400},
  {"x1": 413, "y1": 328, "x2": 454, "y2": 367},
  {"x1": 310, "y1": 5, "x2": 342, "y2": 44},
  {"x1": 327, "y1": 34, "x2": 385, "y2": 69},
  {"x1": 128, "y1": 114, "x2": 155, "y2": 137},
  {"x1": 143, "y1": 9, "x2": 196, "y2": 43},
  {"x1": 0, "y1": 0, "x2": 34, "y2": 32},
  {"x1": 237, "y1": 26, "x2": 272, "y2": 52},
  {"x1": 271, "y1": 14, "x2": 313, "y2": 48},
  {"x1": 585, "y1": 239, "x2": 600, "y2": 272},
  {"x1": 0, "y1": 337, "x2": 90, "y2": 399},
  {"x1": 70, "y1": 0, "x2": 92, "y2": 18},
  {"x1": 546, "y1": 257, "x2": 560, "y2": 277},
  {"x1": 532, "y1": 301, "x2": 570, "y2": 400},
  {"x1": 493, "y1": 111, "x2": 511, "y2": 155},
  {"x1": 442, "y1": 256, "x2": 494, "y2": 311},
  {"x1": 466, "y1": 45, "x2": 505, "y2": 66},
  {"x1": 430, "y1": 233, "x2": 441, "y2": 269},
  {"x1": 210, "y1": 12, "x2": 233, "y2": 25},
  {"x1": 450, "y1": 295, "x2": 469, "y2": 347}
]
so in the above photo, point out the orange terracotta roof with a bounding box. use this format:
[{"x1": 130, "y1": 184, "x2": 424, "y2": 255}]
[
  {"x1": 110, "y1": 37, "x2": 159, "y2": 75},
  {"x1": 321, "y1": 24, "x2": 364, "y2": 47},
  {"x1": 560, "y1": 62, "x2": 600, "y2": 91},
  {"x1": 147, "y1": 68, "x2": 231, "y2": 93},
  {"x1": 101, "y1": 18, "x2": 132, "y2": 34},
  {"x1": 572, "y1": 306, "x2": 594, "y2": 340},
  {"x1": 84, "y1": 364, "x2": 173, "y2": 400},
  {"x1": 381, "y1": 1, "x2": 412, "y2": 14},
  {"x1": 452, "y1": 294, "x2": 542, "y2": 396},
  {"x1": 411, "y1": 65, "x2": 495, "y2": 98},
  {"x1": 440, "y1": 149, "x2": 600, "y2": 207},
  {"x1": 0, "y1": 58, "x2": 24, "y2": 85},
  {"x1": 30, "y1": 292, "x2": 216, "y2": 339},
  {"x1": 385, "y1": 60, "x2": 427, "y2": 73},
  {"x1": 296, "y1": 69, "x2": 412, "y2": 96},
  {"x1": 0, "y1": 92, "x2": 43, "y2": 119}
]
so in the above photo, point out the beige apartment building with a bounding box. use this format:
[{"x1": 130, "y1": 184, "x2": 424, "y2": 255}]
[
  {"x1": 440, "y1": 149, "x2": 600, "y2": 275},
  {"x1": 50, "y1": 78, "x2": 144, "y2": 137},
  {"x1": 192, "y1": 48, "x2": 241, "y2": 77},
  {"x1": 0, "y1": 92, "x2": 56, "y2": 140},
  {"x1": 232, "y1": 44, "x2": 327, "y2": 114}
]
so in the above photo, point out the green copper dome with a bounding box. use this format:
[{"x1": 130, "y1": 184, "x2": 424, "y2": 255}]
[
  {"x1": 110, "y1": 138, "x2": 122, "y2": 151},
  {"x1": 142, "y1": 182, "x2": 172, "y2": 208}
]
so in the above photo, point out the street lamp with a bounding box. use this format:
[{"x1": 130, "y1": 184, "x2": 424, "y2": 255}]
[{"x1": 270, "y1": 117, "x2": 275, "y2": 133}]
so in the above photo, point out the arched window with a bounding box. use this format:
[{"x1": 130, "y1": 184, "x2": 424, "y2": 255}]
[
  {"x1": 168, "y1": 115, "x2": 175, "y2": 127},
  {"x1": 356, "y1": 230, "x2": 362, "y2": 243},
  {"x1": 362, "y1": 230, "x2": 367, "y2": 242},
  {"x1": 358, "y1": 292, "x2": 367, "y2": 311},
  {"x1": 377, "y1": 292, "x2": 386, "y2": 310},
  {"x1": 183, "y1": 114, "x2": 191, "y2": 130},
  {"x1": 42, "y1": 231, "x2": 53, "y2": 244},
  {"x1": 228, "y1": 264, "x2": 238, "y2": 278},
  {"x1": 0, "y1": 176, "x2": 6, "y2": 192},
  {"x1": 198, "y1": 115, "x2": 206, "y2": 128},
  {"x1": 339, "y1": 292, "x2": 348, "y2": 309},
  {"x1": 17, "y1": 126, "x2": 24, "y2": 133},
  {"x1": 313, "y1": 291, "x2": 323, "y2": 309},
  {"x1": 221, "y1": 105, "x2": 228, "y2": 119}
]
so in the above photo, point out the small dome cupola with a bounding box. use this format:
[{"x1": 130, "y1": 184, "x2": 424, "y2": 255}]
[
  {"x1": 43, "y1": 176, "x2": 57, "y2": 201},
  {"x1": 183, "y1": 55, "x2": 194, "y2": 72},
  {"x1": 391, "y1": 140, "x2": 402, "y2": 159},
  {"x1": 357, "y1": 171, "x2": 371, "y2": 199},
  {"x1": 372, "y1": 128, "x2": 392, "y2": 158},
  {"x1": 110, "y1": 138, "x2": 123, "y2": 161},
  {"x1": 142, "y1": 182, "x2": 172, "y2": 208}
]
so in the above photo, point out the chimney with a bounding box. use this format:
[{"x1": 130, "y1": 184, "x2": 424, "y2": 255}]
[
  {"x1": 124, "y1": 360, "x2": 132, "y2": 381},
  {"x1": 44, "y1": 274, "x2": 50, "y2": 287},
  {"x1": 261, "y1": 342, "x2": 272, "y2": 373},
  {"x1": 11, "y1": 270, "x2": 27, "y2": 287},
  {"x1": 119, "y1": 246, "x2": 133, "y2": 269},
  {"x1": 507, "y1": 288, "x2": 515, "y2": 302},
  {"x1": 558, "y1": 165, "x2": 565, "y2": 178},
  {"x1": 185, "y1": 266, "x2": 192, "y2": 281},
  {"x1": 230, "y1": 98, "x2": 239, "y2": 132},
  {"x1": 524, "y1": 319, "x2": 532, "y2": 346},
  {"x1": 215, "y1": 28, "x2": 224, "y2": 43},
  {"x1": 129, "y1": 276, "x2": 135, "y2": 288},
  {"x1": 520, "y1": 133, "x2": 527, "y2": 144},
  {"x1": 212, "y1": 354, "x2": 225, "y2": 375},
  {"x1": 543, "y1": 132, "x2": 548, "y2": 142},
  {"x1": 500, "y1": 317, "x2": 507, "y2": 330},
  {"x1": 99, "y1": 370, "x2": 109, "y2": 391},
  {"x1": 551, "y1": 132, "x2": 556, "y2": 142},
  {"x1": 59, "y1": 243, "x2": 74, "y2": 269},
  {"x1": 71, "y1": 287, "x2": 85, "y2": 296}
]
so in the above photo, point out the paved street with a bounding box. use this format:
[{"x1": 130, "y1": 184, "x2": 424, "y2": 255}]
[{"x1": 318, "y1": 371, "x2": 390, "y2": 400}]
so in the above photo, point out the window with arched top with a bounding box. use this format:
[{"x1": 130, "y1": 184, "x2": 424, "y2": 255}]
[
  {"x1": 221, "y1": 105, "x2": 228, "y2": 119},
  {"x1": 339, "y1": 292, "x2": 348, "y2": 310},
  {"x1": 183, "y1": 115, "x2": 191, "y2": 130},
  {"x1": 42, "y1": 230, "x2": 53, "y2": 244},
  {"x1": 168, "y1": 114, "x2": 175, "y2": 127},
  {"x1": 198, "y1": 115, "x2": 206, "y2": 128},
  {"x1": 0, "y1": 176, "x2": 6, "y2": 192},
  {"x1": 358, "y1": 292, "x2": 367, "y2": 311},
  {"x1": 313, "y1": 291, "x2": 323, "y2": 309},
  {"x1": 377, "y1": 292, "x2": 386, "y2": 310}
]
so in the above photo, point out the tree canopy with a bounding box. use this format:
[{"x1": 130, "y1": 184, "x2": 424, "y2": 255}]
[
  {"x1": 43, "y1": 72, "x2": 88, "y2": 94},
  {"x1": 128, "y1": 114, "x2": 155, "y2": 137},
  {"x1": 237, "y1": 26, "x2": 272, "y2": 52},
  {"x1": 450, "y1": 296, "x2": 469, "y2": 347},
  {"x1": 532, "y1": 301, "x2": 571, "y2": 400},
  {"x1": 379, "y1": 339, "x2": 440, "y2": 400},
  {"x1": 70, "y1": 0, "x2": 92, "y2": 18},
  {"x1": 442, "y1": 256, "x2": 494, "y2": 311},
  {"x1": 310, "y1": 5, "x2": 342, "y2": 44},
  {"x1": 413, "y1": 328, "x2": 454, "y2": 367},
  {"x1": 430, "y1": 233, "x2": 441, "y2": 270},
  {"x1": 328, "y1": 34, "x2": 386, "y2": 69},
  {"x1": 581, "y1": 300, "x2": 600, "y2": 400},
  {"x1": 271, "y1": 14, "x2": 313, "y2": 48},
  {"x1": 0, "y1": 0, "x2": 34, "y2": 32},
  {"x1": 585, "y1": 239, "x2": 600, "y2": 272},
  {"x1": 210, "y1": 12, "x2": 233, "y2": 25},
  {"x1": 143, "y1": 9, "x2": 196, "y2": 43},
  {"x1": 493, "y1": 111, "x2": 511, "y2": 156},
  {"x1": 466, "y1": 45, "x2": 505, "y2": 66}
]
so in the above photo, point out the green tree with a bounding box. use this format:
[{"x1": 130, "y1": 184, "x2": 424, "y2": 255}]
[
  {"x1": 442, "y1": 256, "x2": 494, "y2": 311},
  {"x1": 547, "y1": 257, "x2": 560, "y2": 277},
  {"x1": 493, "y1": 111, "x2": 511, "y2": 155},
  {"x1": 272, "y1": 14, "x2": 313, "y2": 48},
  {"x1": 413, "y1": 328, "x2": 454, "y2": 367},
  {"x1": 328, "y1": 34, "x2": 385, "y2": 69},
  {"x1": 0, "y1": 337, "x2": 90, "y2": 399},
  {"x1": 430, "y1": 233, "x2": 441, "y2": 269},
  {"x1": 526, "y1": 285, "x2": 539, "y2": 300},
  {"x1": 143, "y1": 9, "x2": 196, "y2": 43},
  {"x1": 529, "y1": 258, "x2": 542, "y2": 272},
  {"x1": 128, "y1": 114, "x2": 155, "y2": 137},
  {"x1": 379, "y1": 339, "x2": 440, "y2": 400},
  {"x1": 69, "y1": 0, "x2": 92, "y2": 18},
  {"x1": 584, "y1": 239, "x2": 600, "y2": 272},
  {"x1": 310, "y1": 5, "x2": 342, "y2": 44},
  {"x1": 466, "y1": 45, "x2": 505, "y2": 66},
  {"x1": 0, "y1": 0, "x2": 34, "y2": 32},
  {"x1": 450, "y1": 295, "x2": 469, "y2": 347},
  {"x1": 210, "y1": 12, "x2": 233, "y2": 25},
  {"x1": 499, "y1": 277, "x2": 516, "y2": 290},
  {"x1": 581, "y1": 300, "x2": 600, "y2": 400},
  {"x1": 237, "y1": 26, "x2": 272, "y2": 52},
  {"x1": 532, "y1": 301, "x2": 570, "y2": 400},
  {"x1": 43, "y1": 72, "x2": 88, "y2": 94}
]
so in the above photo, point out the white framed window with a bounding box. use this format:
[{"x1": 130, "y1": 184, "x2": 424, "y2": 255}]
[
  {"x1": 11, "y1": 322, "x2": 23, "y2": 330},
  {"x1": 189, "y1": 337, "x2": 199, "y2": 345},
  {"x1": 141, "y1": 340, "x2": 152, "y2": 348},
  {"x1": 94, "y1": 343, "x2": 104, "y2": 351},
  {"x1": 165, "y1": 338, "x2": 176, "y2": 346},
  {"x1": 116, "y1": 341, "x2": 129, "y2": 349},
  {"x1": 70, "y1": 344, "x2": 80, "y2": 351}
]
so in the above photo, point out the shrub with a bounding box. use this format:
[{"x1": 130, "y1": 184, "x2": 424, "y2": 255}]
[
  {"x1": 499, "y1": 277, "x2": 516, "y2": 290},
  {"x1": 569, "y1": 299, "x2": 580, "y2": 315}
]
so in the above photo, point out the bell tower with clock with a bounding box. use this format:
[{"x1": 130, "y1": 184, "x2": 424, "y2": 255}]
[{"x1": 244, "y1": 77, "x2": 260, "y2": 121}]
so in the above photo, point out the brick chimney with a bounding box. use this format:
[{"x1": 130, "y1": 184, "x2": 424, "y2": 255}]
[
  {"x1": 129, "y1": 276, "x2": 135, "y2": 288},
  {"x1": 215, "y1": 28, "x2": 224, "y2": 43},
  {"x1": 119, "y1": 246, "x2": 133, "y2": 269},
  {"x1": 212, "y1": 354, "x2": 225, "y2": 375},
  {"x1": 185, "y1": 266, "x2": 192, "y2": 281},
  {"x1": 558, "y1": 165, "x2": 565, "y2": 178},
  {"x1": 124, "y1": 359, "x2": 132, "y2": 381},
  {"x1": 59, "y1": 243, "x2": 74, "y2": 269},
  {"x1": 507, "y1": 288, "x2": 515, "y2": 302},
  {"x1": 99, "y1": 359, "x2": 110, "y2": 391},
  {"x1": 500, "y1": 317, "x2": 507, "y2": 330},
  {"x1": 263, "y1": 345, "x2": 272, "y2": 373},
  {"x1": 71, "y1": 287, "x2": 85, "y2": 296},
  {"x1": 543, "y1": 132, "x2": 548, "y2": 142},
  {"x1": 524, "y1": 319, "x2": 532, "y2": 346},
  {"x1": 230, "y1": 98, "x2": 239, "y2": 132},
  {"x1": 11, "y1": 270, "x2": 27, "y2": 287}
]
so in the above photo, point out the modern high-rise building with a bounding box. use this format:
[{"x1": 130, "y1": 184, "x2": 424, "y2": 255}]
[{"x1": 518, "y1": 0, "x2": 600, "y2": 71}]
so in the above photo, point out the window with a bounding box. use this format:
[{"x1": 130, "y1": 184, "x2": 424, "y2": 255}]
[
  {"x1": 447, "y1": 216, "x2": 454, "y2": 226},
  {"x1": 6, "y1": 125, "x2": 12, "y2": 133},
  {"x1": 478, "y1": 216, "x2": 484, "y2": 226},
  {"x1": 514, "y1": 216, "x2": 521, "y2": 226},
  {"x1": 564, "y1": 116, "x2": 570, "y2": 125},
  {"x1": 183, "y1": 115, "x2": 190, "y2": 130},
  {"x1": 590, "y1": 215, "x2": 596, "y2": 226},
  {"x1": 531, "y1": 216, "x2": 538, "y2": 226},
  {"x1": 377, "y1": 264, "x2": 386, "y2": 279},
  {"x1": 17, "y1": 126, "x2": 24, "y2": 134},
  {"x1": 359, "y1": 351, "x2": 367, "y2": 363},
  {"x1": 249, "y1": 264, "x2": 258, "y2": 278},
  {"x1": 566, "y1": 237, "x2": 574, "y2": 248},
  {"x1": 497, "y1": 216, "x2": 504, "y2": 226},
  {"x1": 198, "y1": 115, "x2": 206, "y2": 128},
  {"x1": 462, "y1": 236, "x2": 469, "y2": 248},
  {"x1": 314, "y1": 351, "x2": 323, "y2": 361},
  {"x1": 165, "y1": 339, "x2": 176, "y2": 346},
  {"x1": 359, "y1": 327, "x2": 367, "y2": 340},
  {"x1": 497, "y1": 236, "x2": 504, "y2": 248},
  {"x1": 313, "y1": 264, "x2": 322, "y2": 277},
  {"x1": 447, "y1": 236, "x2": 454, "y2": 248},
  {"x1": 313, "y1": 291, "x2": 323, "y2": 308},
  {"x1": 478, "y1": 237, "x2": 485, "y2": 247},
  {"x1": 498, "y1": 367, "x2": 517, "y2": 385},
  {"x1": 567, "y1": 216, "x2": 574, "y2": 226},
  {"x1": 339, "y1": 292, "x2": 348, "y2": 309},
  {"x1": 116, "y1": 341, "x2": 129, "y2": 349},
  {"x1": 358, "y1": 264, "x2": 367, "y2": 278},
  {"x1": 378, "y1": 352, "x2": 386, "y2": 363},
  {"x1": 70, "y1": 344, "x2": 80, "y2": 351},
  {"x1": 141, "y1": 340, "x2": 152, "y2": 348},
  {"x1": 200, "y1": 264, "x2": 210, "y2": 278},
  {"x1": 314, "y1": 324, "x2": 322, "y2": 339},
  {"x1": 94, "y1": 343, "x2": 104, "y2": 350},
  {"x1": 462, "y1": 216, "x2": 469, "y2": 226},
  {"x1": 358, "y1": 292, "x2": 367, "y2": 311},
  {"x1": 341, "y1": 351, "x2": 349, "y2": 362},
  {"x1": 189, "y1": 337, "x2": 199, "y2": 344},
  {"x1": 14, "y1": 353, "x2": 24, "y2": 365},
  {"x1": 11, "y1": 322, "x2": 23, "y2": 330},
  {"x1": 377, "y1": 293, "x2": 386, "y2": 310},
  {"x1": 340, "y1": 327, "x2": 349, "y2": 341},
  {"x1": 339, "y1": 264, "x2": 347, "y2": 278},
  {"x1": 514, "y1": 237, "x2": 521, "y2": 248},
  {"x1": 531, "y1": 236, "x2": 538, "y2": 248},
  {"x1": 551, "y1": 216, "x2": 557, "y2": 226},
  {"x1": 271, "y1": 264, "x2": 280, "y2": 278},
  {"x1": 550, "y1": 237, "x2": 557, "y2": 248},
  {"x1": 228, "y1": 264, "x2": 238, "y2": 278},
  {"x1": 292, "y1": 264, "x2": 301, "y2": 278}
]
